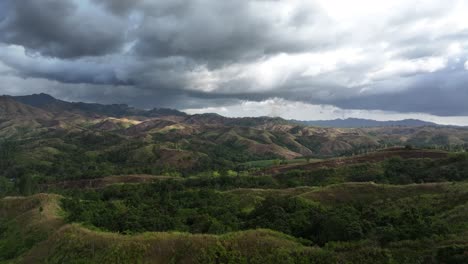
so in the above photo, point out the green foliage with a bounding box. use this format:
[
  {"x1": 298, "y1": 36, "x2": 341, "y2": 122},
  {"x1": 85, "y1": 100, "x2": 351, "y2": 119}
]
[
  {"x1": 18, "y1": 173, "x2": 34, "y2": 196},
  {"x1": 384, "y1": 156, "x2": 468, "y2": 183},
  {"x1": 436, "y1": 245, "x2": 468, "y2": 264},
  {"x1": 0, "y1": 219, "x2": 48, "y2": 261},
  {"x1": 60, "y1": 181, "x2": 464, "y2": 250},
  {"x1": 275, "y1": 155, "x2": 468, "y2": 188},
  {"x1": 0, "y1": 140, "x2": 18, "y2": 172},
  {"x1": 0, "y1": 177, "x2": 14, "y2": 198},
  {"x1": 3, "y1": 181, "x2": 468, "y2": 263},
  {"x1": 185, "y1": 175, "x2": 278, "y2": 190},
  {"x1": 62, "y1": 182, "x2": 245, "y2": 234},
  {"x1": 45, "y1": 229, "x2": 147, "y2": 264},
  {"x1": 361, "y1": 197, "x2": 450, "y2": 244},
  {"x1": 247, "y1": 196, "x2": 321, "y2": 238}
]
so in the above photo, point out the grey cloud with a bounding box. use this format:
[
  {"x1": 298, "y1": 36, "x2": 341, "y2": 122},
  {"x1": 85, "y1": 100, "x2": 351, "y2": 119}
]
[
  {"x1": 0, "y1": 0, "x2": 467, "y2": 118},
  {"x1": 133, "y1": 0, "x2": 331, "y2": 63},
  {"x1": 328, "y1": 62, "x2": 468, "y2": 116},
  {"x1": 391, "y1": 44, "x2": 447, "y2": 60},
  {"x1": 0, "y1": 45, "x2": 134, "y2": 85},
  {"x1": 92, "y1": 0, "x2": 143, "y2": 15},
  {"x1": 0, "y1": 0, "x2": 128, "y2": 58}
]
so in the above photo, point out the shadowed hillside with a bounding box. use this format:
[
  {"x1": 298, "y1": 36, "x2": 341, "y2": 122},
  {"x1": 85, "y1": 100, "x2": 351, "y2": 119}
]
[
  {"x1": 1, "y1": 95, "x2": 468, "y2": 263},
  {"x1": 1, "y1": 94, "x2": 468, "y2": 182},
  {"x1": 2, "y1": 181, "x2": 468, "y2": 264}
]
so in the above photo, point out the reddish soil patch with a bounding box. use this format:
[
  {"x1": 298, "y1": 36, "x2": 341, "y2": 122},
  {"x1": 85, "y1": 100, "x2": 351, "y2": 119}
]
[
  {"x1": 40, "y1": 175, "x2": 177, "y2": 190},
  {"x1": 262, "y1": 149, "x2": 448, "y2": 175}
]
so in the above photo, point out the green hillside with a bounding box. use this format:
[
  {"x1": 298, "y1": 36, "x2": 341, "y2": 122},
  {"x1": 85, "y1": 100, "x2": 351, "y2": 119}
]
[
  {"x1": 1, "y1": 95, "x2": 468, "y2": 263},
  {"x1": 2, "y1": 180, "x2": 468, "y2": 263}
]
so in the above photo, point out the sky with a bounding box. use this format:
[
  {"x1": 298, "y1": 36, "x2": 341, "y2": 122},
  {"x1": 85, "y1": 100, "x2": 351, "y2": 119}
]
[{"x1": 1, "y1": 0, "x2": 468, "y2": 125}]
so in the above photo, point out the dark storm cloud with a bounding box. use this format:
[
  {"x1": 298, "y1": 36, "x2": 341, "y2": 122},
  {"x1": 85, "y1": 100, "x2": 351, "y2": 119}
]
[
  {"x1": 0, "y1": 45, "x2": 134, "y2": 85},
  {"x1": 0, "y1": 0, "x2": 467, "y2": 119},
  {"x1": 133, "y1": 1, "x2": 330, "y2": 63},
  {"x1": 331, "y1": 62, "x2": 468, "y2": 116},
  {"x1": 92, "y1": 0, "x2": 143, "y2": 15},
  {"x1": 0, "y1": 0, "x2": 127, "y2": 58}
]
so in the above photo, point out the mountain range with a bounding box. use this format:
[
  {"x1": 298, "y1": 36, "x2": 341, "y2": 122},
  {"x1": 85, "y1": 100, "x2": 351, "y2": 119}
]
[
  {"x1": 12, "y1": 93, "x2": 187, "y2": 118},
  {"x1": 1, "y1": 93, "x2": 467, "y2": 175},
  {"x1": 5, "y1": 93, "x2": 450, "y2": 127},
  {"x1": 293, "y1": 118, "x2": 440, "y2": 128}
]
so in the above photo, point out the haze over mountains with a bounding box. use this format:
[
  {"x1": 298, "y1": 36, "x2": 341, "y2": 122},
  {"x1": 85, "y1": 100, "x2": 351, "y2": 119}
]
[
  {"x1": 294, "y1": 118, "x2": 440, "y2": 128},
  {"x1": 2, "y1": 1, "x2": 468, "y2": 263},
  {"x1": 12, "y1": 93, "x2": 188, "y2": 118},
  {"x1": 1, "y1": 93, "x2": 468, "y2": 167},
  {"x1": 2, "y1": 93, "x2": 468, "y2": 264},
  {"x1": 4, "y1": 93, "x2": 454, "y2": 128}
]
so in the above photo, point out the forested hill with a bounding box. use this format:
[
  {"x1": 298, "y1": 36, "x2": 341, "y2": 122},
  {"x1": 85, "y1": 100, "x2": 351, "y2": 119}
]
[
  {"x1": 2, "y1": 94, "x2": 468, "y2": 263},
  {"x1": 1, "y1": 94, "x2": 468, "y2": 180}
]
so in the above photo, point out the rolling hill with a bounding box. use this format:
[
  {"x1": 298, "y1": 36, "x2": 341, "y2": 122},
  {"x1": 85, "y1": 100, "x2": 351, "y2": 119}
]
[
  {"x1": 2, "y1": 94, "x2": 468, "y2": 263},
  {"x1": 3, "y1": 180, "x2": 468, "y2": 263},
  {"x1": 1, "y1": 94, "x2": 467, "y2": 180},
  {"x1": 0, "y1": 96, "x2": 52, "y2": 120}
]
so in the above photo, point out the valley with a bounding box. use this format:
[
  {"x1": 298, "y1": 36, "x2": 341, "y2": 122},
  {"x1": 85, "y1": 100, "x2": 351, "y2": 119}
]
[
  {"x1": 1, "y1": 94, "x2": 468, "y2": 263},
  {"x1": 2, "y1": 1, "x2": 468, "y2": 263}
]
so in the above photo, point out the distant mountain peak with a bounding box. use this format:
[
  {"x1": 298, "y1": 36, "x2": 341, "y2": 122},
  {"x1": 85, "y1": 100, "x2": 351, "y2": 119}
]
[
  {"x1": 11, "y1": 94, "x2": 188, "y2": 118},
  {"x1": 13, "y1": 93, "x2": 60, "y2": 107},
  {"x1": 35, "y1": 92, "x2": 55, "y2": 98},
  {"x1": 293, "y1": 118, "x2": 439, "y2": 128},
  {"x1": 5, "y1": 94, "x2": 451, "y2": 128},
  {"x1": 0, "y1": 95, "x2": 52, "y2": 119}
]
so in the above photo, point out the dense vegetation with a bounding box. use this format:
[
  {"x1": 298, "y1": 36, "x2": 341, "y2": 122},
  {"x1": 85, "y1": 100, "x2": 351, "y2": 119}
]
[
  {"x1": 3, "y1": 149, "x2": 466, "y2": 197},
  {"x1": 276, "y1": 153, "x2": 468, "y2": 187},
  {"x1": 60, "y1": 180, "x2": 457, "y2": 244},
  {"x1": 0, "y1": 136, "x2": 281, "y2": 188},
  {"x1": 2, "y1": 151, "x2": 468, "y2": 263},
  {"x1": 2, "y1": 95, "x2": 468, "y2": 263},
  {"x1": 3, "y1": 182, "x2": 468, "y2": 263}
]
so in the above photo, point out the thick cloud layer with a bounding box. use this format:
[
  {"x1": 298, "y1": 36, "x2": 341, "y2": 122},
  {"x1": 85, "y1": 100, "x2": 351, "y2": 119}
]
[
  {"x1": 0, "y1": 0, "x2": 128, "y2": 58},
  {"x1": 0, "y1": 0, "x2": 467, "y2": 119}
]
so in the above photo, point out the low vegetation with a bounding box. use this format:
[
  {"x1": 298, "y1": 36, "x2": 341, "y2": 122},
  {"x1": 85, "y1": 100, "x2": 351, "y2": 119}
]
[
  {"x1": 1, "y1": 95, "x2": 468, "y2": 263},
  {"x1": 2, "y1": 180, "x2": 468, "y2": 263}
]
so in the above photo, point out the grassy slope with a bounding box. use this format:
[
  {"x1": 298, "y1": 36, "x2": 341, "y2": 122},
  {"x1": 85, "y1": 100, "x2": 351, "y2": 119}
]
[
  {"x1": 1, "y1": 194, "x2": 327, "y2": 264},
  {"x1": 2, "y1": 182, "x2": 468, "y2": 263},
  {"x1": 0, "y1": 194, "x2": 63, "y2": 264}
]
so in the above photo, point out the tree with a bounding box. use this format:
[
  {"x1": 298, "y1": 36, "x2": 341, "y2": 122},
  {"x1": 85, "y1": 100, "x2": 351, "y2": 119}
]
[
  {"x1": 0, "y1": 176, "x2": 13, "y2": 197},
  {"x1": 0, "y1": 140, "x2": 17, "y2": 172},
  {"x1": 18, "y1": 174, "x2": 34, "y2": 196}
]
